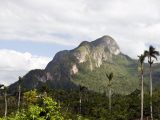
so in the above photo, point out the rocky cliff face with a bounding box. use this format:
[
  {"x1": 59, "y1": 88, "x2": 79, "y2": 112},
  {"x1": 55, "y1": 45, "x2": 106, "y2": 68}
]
[
  {"x1": 45, "y1": 35, "x2": 120, "y2": 79},
  {"x1": 73, "y1": 35, "x2": 120, "y2": 70}
]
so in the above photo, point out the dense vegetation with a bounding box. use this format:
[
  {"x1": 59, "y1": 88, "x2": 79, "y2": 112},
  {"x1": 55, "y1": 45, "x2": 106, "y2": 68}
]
[
  {"x1": 73, "y1": 54, "x2": 139, "y2": 95},
  {"x1": 0, "y1": 88, "x2": 160, "y2": 120}
]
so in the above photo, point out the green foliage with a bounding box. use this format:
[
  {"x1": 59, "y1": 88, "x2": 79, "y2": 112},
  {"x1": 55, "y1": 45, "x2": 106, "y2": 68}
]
[
  {"x1": 40, "y1": 97, "x2": 64, "y2": 120},
  {"x1": 23, "y1": 89, "x2": 38, "y2": 105},
  {"x1": 0, "y1": 89, "x2": 160, "y2": 119},
  {"x1": 73, "y1": 54, "x2": 139, "y2": 94},
  {"x1": 26, "y1": 105, "x2": 43, "y2": 120},
  {"x1": 1, "y1": 95, "x2": 64, "y2": 120}
]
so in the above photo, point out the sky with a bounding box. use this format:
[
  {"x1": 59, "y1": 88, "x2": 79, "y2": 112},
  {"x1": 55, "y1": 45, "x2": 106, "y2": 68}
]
[{"x1": 0, "y1": 0, "x2": 160, "y2": 85}]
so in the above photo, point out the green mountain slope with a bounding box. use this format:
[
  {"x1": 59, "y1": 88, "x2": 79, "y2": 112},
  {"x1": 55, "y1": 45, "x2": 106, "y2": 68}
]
[{"x1": 9, "y1": 35, "x2": 160, "y2": 94}]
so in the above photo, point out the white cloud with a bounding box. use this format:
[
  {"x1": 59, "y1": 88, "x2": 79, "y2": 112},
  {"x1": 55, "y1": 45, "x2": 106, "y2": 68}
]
[
  {"x1": 0, "y1": 49, "x2": 51, "y2": 85},
  {"x1": 0, "y1": 0, "x2": 160, "y2": 57}
]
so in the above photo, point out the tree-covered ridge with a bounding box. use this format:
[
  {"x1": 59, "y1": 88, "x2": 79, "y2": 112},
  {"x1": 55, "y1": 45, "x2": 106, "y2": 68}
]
[
  {"x1": 73, "y1": 53, "x2": 139, "y2": 94},
  {"x1": 8, "y1": 36, "x2": 160, "y2": 95}
]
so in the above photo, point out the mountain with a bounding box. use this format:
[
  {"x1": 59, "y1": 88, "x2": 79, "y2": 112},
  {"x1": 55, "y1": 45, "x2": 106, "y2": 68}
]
[{"x1": 9, "y1": 35, "x2": 160, "y2": 94}]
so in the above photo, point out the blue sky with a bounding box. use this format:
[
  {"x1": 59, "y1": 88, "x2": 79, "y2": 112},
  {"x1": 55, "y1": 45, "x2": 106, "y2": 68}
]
[
  {"x1": 1, "y1": 0, "x2": 160, "y2": 85},
  {"x1": 0, "y1": 40, "x2": 74, "y2": 57}
]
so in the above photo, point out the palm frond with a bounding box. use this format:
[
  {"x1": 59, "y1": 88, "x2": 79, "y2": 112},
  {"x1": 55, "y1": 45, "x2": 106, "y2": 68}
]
[
  {"x1": 4, "y1": 86, "x2": 7, "y2": 91},
  {"x1": 152, "y1": 51, "x2": 160, "y2": 56},
  {"x1": 145, "y1": 45, "x2": 159, "y2": 61},
  {"x1": 138, "y1": 54, "x2": 145, "y2": 64},
  {"x1": 106, "y1": 72, "x2": 113, "y2": 82},
  {"x1": 0, "y1": 84, "x2": 4, "y2": 88},
  {"x1": 79, "y1": 85, "x2": 87, "y2": 92},
  {"x1": 18, "y1": 76, "x2": 23, "y2": 84},
  {"x1": 149, "y1": 46, "x2": 155, "y2": 53},
  {"x1": 151, "y1": 54, "x2": 157, "y2": 60},
  {"x1": 144, "y1": 50, "x2": 149, "y2": 56}
]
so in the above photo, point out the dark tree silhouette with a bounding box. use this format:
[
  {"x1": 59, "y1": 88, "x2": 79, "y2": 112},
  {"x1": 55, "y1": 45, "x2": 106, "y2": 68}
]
[
  {"x1": 106, "y1": 72, "x2": 113, "y2": 111},
  {"x1": 138, "y1": 54, "x2": 146, "y2": 120},
  {"x1": 145, "y1": 46, "x2": 159, "y2": 120},
  {"x1": 18, "y1": 76, "x2": 22, "y2": 111}
]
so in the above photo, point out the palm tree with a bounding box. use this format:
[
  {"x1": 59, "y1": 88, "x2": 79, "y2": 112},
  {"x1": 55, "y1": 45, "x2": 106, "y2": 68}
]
[
  {"x1": 79, "y1": 85, "x2": 87, "y2": 114},
  {"x1": 145, "y1": 46, "x2": 159, "y2": 120},
  {"x1": 138, "y1": 54, "x2": 146, "y2": 120},
  {"x1": 106, "y1": 72, "x2": 113, "y2": 111},
  {"x1": 18, "y1": 76, "x2": 22, "y2": 111},
  {"x1": 0, "y1": 84, "x2": 7, "y2": 118},
  {"x1": 4, "y1": 86, "x2": 7, "y2": 118},
  {"x1": 0, "y1": 84, "x2": 4, "y2": 97},
  {"x1": 0, "y1": 84, "x2": 4, "y2": 88}
]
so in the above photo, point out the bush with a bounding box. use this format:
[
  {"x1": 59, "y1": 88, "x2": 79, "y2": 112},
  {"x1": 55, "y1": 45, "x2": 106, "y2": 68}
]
[{"x1": 4, "y1": 96, "x2": 64, "y2": 120}]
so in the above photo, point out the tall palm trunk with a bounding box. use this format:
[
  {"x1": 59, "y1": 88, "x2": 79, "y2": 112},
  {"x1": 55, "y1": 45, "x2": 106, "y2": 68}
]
[
  {"x1": 109, "y1": 86, "x2": 111, "y2": 112},
  {"x1": 141, "y1": 66, "x2": 144, "y2": 120},
  {"x1": 79, "y1": 92, "x2": 82, "y2": 114},
  {"x1": 18, "y1": 84, "x2": 21, "y2": 111},
  {"x1": 149, "y1": 61, "x2": 153, "y2": 120},
  {"x1": 79, "y1": 89, "x2": 83, "y2": 114},
  {"x1": 4, "y1": 90, "x2": 7, "y2": 118},
  {"x1": 106, "y1": 72, "x2": 113, "y2": 112}
]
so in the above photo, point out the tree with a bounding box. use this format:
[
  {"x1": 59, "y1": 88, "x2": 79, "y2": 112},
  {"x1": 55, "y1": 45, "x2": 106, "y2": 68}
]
[
  {"x1": 79, "y1": 85, "x2": 87, "y2": 114},
  {"x1": 106, "y1": 72, "x2": 113, "y2": 111},
  {"x1": 5, "y1": 96, "x2": 64, "y2": 120},
  {"x1": 145, "y1": 46, "x2": 159, "y2": 120},
  {"x1": 0, "y1": 85, "x2": 7, "y2": 118},
  {"x1": 0, "y1": 84, "x2": 4, "y2": 96},
  {"x1": 23, "y1": 89, "x2": 38, "y2": 105},
  {"x1": 0, "y1": 84, "x2": 4, "y2": 88},
  {"x1": 138, "y1": 54, "x2": 146, "y2": 120},
  {"x1": 18, "y1": 76, "x2": 22, "y2": 111},
  {"x1": 4, "y1": 86, "x2": 7, "y2": 118}
]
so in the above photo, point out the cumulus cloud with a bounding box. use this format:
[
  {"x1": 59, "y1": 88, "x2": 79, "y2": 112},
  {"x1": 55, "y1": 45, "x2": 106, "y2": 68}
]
[
  {"x1": 0, "y1": 49, "x2": 51, "y2": 85},
  {"x1": 1, "y1": 0, "x2": 160, "y2": 58}
]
